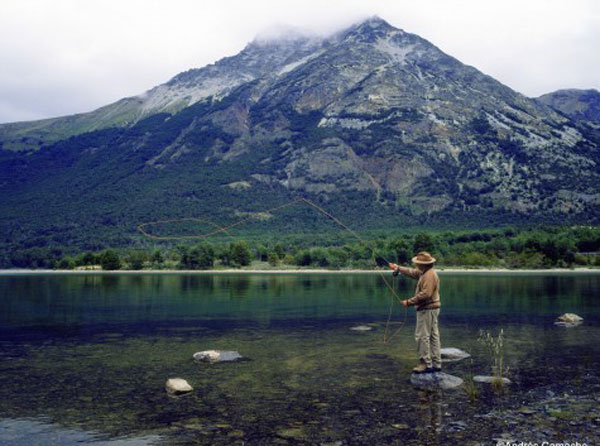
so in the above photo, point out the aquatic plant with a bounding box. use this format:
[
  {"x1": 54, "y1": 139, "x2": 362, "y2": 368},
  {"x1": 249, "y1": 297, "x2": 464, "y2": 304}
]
[
  {"x1": 462, "y1": 359, "x2": 480, "y2": 402},
  {"x1": 477, "y1": 328, "x2": 509, "y2": 390}
]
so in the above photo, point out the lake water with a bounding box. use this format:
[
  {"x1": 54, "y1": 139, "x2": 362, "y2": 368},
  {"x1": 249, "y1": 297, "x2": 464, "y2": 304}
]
[{"x1": 1, "y1": 272, "x2": 599, "y2": 445}]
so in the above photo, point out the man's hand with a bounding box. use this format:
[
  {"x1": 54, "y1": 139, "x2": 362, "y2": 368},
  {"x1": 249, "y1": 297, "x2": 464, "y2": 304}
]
[
  {"x1": 388, "y1": 262, "x2": 399, "y2": 270},
  {"x1": 402, "y1": 300, "x2": 409, "y2": 307}
]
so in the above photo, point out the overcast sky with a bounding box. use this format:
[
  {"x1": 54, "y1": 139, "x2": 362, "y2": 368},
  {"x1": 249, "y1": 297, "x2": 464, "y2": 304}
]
[{"x1": 1, "y1": 0, "x2": 598, "y2": 124}]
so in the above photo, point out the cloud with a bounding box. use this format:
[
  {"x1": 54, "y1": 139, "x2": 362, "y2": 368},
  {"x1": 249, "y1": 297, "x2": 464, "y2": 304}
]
[{"x1": 0, "y1": 0, "x2": 598, "y2": 123}]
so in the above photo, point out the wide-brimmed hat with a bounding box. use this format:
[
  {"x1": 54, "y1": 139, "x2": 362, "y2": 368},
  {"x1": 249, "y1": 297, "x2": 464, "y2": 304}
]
[{"x1": 411, "y1": 251, "x2": 436, "y2": 265}]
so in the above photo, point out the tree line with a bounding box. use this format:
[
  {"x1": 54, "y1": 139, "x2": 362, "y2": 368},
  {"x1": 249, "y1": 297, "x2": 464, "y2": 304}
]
[{"x1": 7, "y1": 225, "x2": 600, "y2": 270}]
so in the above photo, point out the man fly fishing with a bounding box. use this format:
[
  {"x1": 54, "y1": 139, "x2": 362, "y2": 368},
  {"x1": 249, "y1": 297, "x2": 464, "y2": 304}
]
[{"x1": 388, "y1": 251, "x2": 442, "y2": 374}]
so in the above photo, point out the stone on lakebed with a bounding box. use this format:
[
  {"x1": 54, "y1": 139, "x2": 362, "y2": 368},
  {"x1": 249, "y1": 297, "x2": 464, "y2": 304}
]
[
  {"x1": 165, "y1": 378, "x2": 193, "y2": 395},
  {"x1": 193, "y1": 350, "x2": 243, "y2": 363},
  {"x1": 554, "y1": 313, "x2": 583, "y2": 327},
  {"x1": 350, "y1": 325, "x2": 373, "y2": 331},
  {"x1": 410, "y1": 371, "x2": 463, "y2": 390},
  {"x1": 440, "y1": 347, "x2": 471, "y2": 362},
  {"x1": 473, "y1": 375, "x2": 511, "y2": 385}
]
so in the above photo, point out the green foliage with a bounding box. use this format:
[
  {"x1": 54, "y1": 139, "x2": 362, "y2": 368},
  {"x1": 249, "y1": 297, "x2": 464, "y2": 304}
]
[
  {"x1": 79, "y1": 251, "x2": 99, "y2": 266},
  {"x1": 413, "y1": 232, "x2": 435, "y2": 253},
  {"x1": 100, "y1": 250, "x2": 122, "y2": 270},
  {"x1": 388, "y1": 237, "x2": 410, "y2": 263},
  {"x1": 178, "y1": 243, "x2": 215, "y2": 270},
  {"x1": 125, "y1": 250, "x2": 149, "y2": 270},
  {"x1": 267, "y1": 251, "x2": 279, "y2": 267},
  {"x1": 477, "y1": 329, "x2": 509, "y2": 391},
  {"x1": 57, "y1": 256, "x2": 76, "y2": 269},
  {"x1": 230, "y1": 241, "x2": 252, "y2": 267},
  {"x1": 151, "y1": 249, "x2": 164, "y2": 265},
  {"x1": 273, "y1": 243, "x2": 285, "y2": 259},
  {"x1": 6, "y1": 226, "x2": 600, "y2": 271}
]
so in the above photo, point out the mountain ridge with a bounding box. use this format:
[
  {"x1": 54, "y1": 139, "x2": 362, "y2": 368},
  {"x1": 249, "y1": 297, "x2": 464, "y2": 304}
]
[
  {"x1": 537, "y1": 88, "x2": 600, "y2": 124},
  {"x1": 0, "y1": 16, "x2": 599, "y2": 263}
]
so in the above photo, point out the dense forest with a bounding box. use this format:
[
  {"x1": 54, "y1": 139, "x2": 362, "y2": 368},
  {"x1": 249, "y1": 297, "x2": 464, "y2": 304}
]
[{"x1": 7, "y1": 225, "x2": 600, "y2": 270}]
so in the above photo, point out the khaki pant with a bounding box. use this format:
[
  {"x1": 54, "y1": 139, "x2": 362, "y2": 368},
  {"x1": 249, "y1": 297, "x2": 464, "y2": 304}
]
[{"x1": 415, "y1": 308, "x2": 441, "y2": 368}]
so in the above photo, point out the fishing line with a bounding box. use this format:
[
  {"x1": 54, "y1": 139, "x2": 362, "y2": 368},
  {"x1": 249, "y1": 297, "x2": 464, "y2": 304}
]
[
  {"x1": 137, "y1": 217, "x2": 236, "y2": 241},
  {"x1": 137, "y1": 197, "x2": 408, "y2": 343}
]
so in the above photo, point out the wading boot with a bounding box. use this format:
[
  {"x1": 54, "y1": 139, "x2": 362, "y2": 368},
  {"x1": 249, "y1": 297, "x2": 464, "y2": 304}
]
[{"x1": 412, "y1": 363, "x2": 429, "y2": 374}]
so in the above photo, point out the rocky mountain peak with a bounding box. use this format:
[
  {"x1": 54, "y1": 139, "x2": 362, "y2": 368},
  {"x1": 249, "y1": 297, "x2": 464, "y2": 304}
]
[{"x1": 335, "y1": 15, "x2": 400, "y2": 43}]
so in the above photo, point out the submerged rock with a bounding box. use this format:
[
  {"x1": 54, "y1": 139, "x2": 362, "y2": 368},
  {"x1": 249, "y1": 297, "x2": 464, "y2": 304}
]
[
  {"x1": 193, "y1": 350, "x2": 243, "y2": 363},
  {"x1": 165, "y1": 378, "x2": 193, "y2": 395},
  {"x1": 555, "y1": 313, "x2": 583, "y2": 327},
  {"x1": 440, "y1": 347, "x2": 471, "y2": 362},
  {"x1": 350, "y1": 325, "x2": 373, "y2": 331},
  {"x1": 473, "y1": 375, "x2": 511, "y2": 385},
  {"x1": 410, "y1": 371, "x2": 463, "y2": 390},
  {"x1": 446, "y1": 421, "x2": 468, "y2": 432}
]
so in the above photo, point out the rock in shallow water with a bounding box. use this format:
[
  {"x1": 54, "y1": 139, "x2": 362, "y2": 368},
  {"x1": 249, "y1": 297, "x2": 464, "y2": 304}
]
[
  {"x1": 473, "y1": 375, "x2": 511, "y2": 385},
  {"x1": 350, "y1": 325, "x2": 373, "y2": 331},
  {"x1": 557, "y1": 313, "x2": 583, "y2": 323},
  {"x1": 193, "y1": 350, "x2": 243, "y2": 363},
  {"x1": 440, "y1": 347, "x2": 471, "y2": 362},
  {"x1": 410, "y1": 372, "x2": 463, "y2": 390},
  {"x1": 555, "y1": 313, "x2": 583, "y2": 327},
  {"x1": 165, "y1": 378, "x2": 193, "y2": 395}
]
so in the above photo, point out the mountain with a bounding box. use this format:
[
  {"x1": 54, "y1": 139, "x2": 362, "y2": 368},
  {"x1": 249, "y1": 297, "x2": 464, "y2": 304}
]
[
  {"x1": 0, "y1": 32, "x2": 324, "y2": 152},
  {"x1": 537, "y1": 88, "x2": 600, "y2": 124},
  {"x1": 1, "y1": 16, "x2": 599, "y2": 263}
]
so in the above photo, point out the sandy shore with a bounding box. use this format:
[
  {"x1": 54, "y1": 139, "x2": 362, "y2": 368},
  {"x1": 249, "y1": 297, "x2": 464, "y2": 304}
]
[{"x1": 1, "y1": 267, "x2": 599, "y2": 275}]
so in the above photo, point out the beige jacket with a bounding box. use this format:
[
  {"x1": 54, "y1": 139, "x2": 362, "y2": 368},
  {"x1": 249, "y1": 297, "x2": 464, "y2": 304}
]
[{"x1": 396, "y1": 266, "x2": 441, "y2": 311}]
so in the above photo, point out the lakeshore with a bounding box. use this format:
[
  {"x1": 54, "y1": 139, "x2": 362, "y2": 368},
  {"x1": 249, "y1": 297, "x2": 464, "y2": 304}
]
[{"x1": 1, "y1": 267, "x2": 599, "y2": 274}]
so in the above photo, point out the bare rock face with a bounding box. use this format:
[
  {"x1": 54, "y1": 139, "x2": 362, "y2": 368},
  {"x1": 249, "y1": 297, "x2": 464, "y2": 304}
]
[
  {"x1": 193, "y1": 350, "x2": 243, "y2": 363},
  {"x1": 165, "y1": 378, "x2": 193, "y2": 395},
  {"x1": 555, "y1": 313, "x2": 583, "y2": 327},
  {"x1": 440, "y1": 347, "x2": 471, "y2": 362},
  {"x1": 410, "y1": 372, "x2": 463, "y2": 390}
]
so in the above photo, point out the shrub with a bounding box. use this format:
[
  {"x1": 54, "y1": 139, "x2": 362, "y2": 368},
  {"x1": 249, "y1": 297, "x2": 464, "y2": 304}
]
[
  {"x1": 57, "y1": 257, "x2": 76, "y2": 269},
  {"x1": 125, "y1": 250, "x2": 149, "y2": 270},
  {"x1": 230, "y1": 241, "x2": 252, "y2": 267},
  {"x1": 100, "y1": 250, "x2": 122, "y2": 270},
  {"x1": 267, "y1": 251, "x2": 279, "y2": 267},
  {"x1": 295, "y1": 250, "x2": 312, "y2": 266},
  {"x1": 413, "y1": 232, "x2": 435, "y2": 253},
  {"x1": 180, "y1": 243, "x2": 215, "y2": 269}
]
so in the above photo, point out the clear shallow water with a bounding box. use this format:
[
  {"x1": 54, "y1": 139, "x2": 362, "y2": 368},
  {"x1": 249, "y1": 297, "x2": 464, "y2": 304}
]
[{"x1": 1, "y1": 272, "x2": 599, "y2": 445}]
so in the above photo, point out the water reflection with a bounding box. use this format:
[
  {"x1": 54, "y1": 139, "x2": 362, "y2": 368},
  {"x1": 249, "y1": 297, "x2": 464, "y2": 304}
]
[
  {"x1": 1, "y1": 273, "x2": 598, "y2": 330},
  {"x1": 416, "y1": 389, "x2": 443, "y2": 445},
  {"x1": 0, "y1": 272, "x2": 598, "y2": 445}
]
